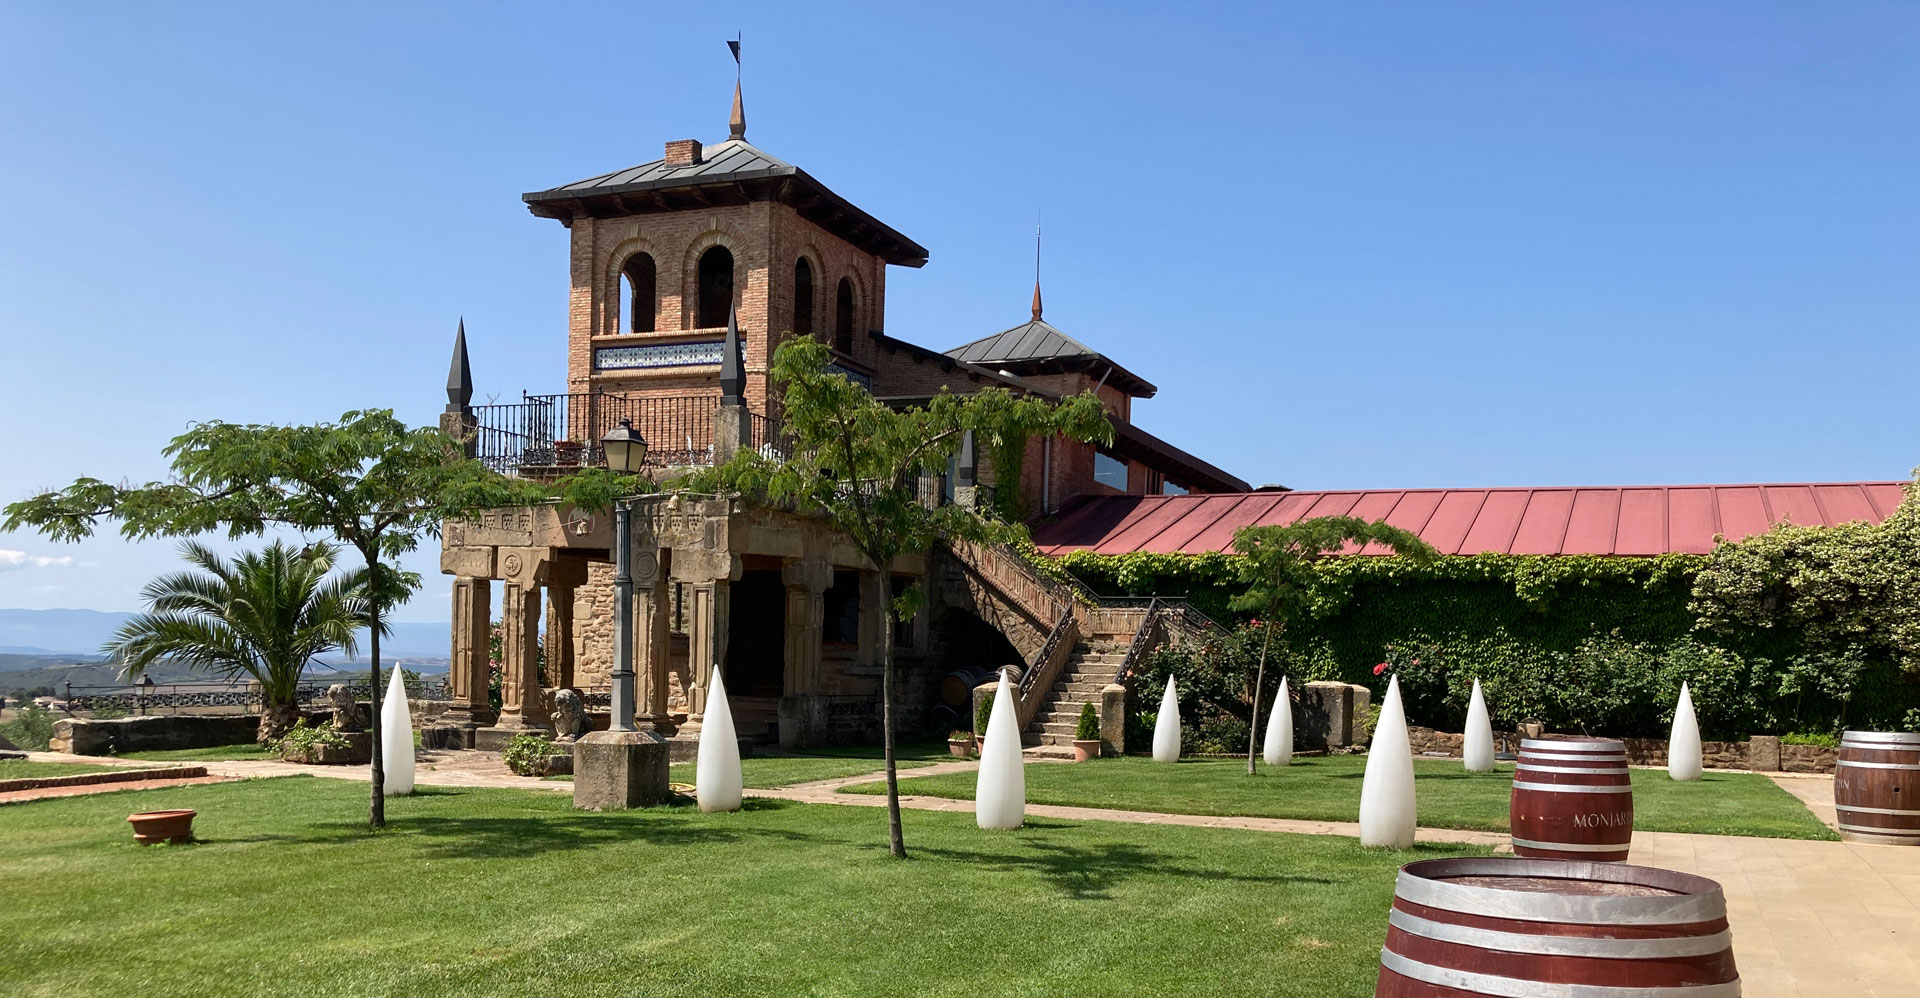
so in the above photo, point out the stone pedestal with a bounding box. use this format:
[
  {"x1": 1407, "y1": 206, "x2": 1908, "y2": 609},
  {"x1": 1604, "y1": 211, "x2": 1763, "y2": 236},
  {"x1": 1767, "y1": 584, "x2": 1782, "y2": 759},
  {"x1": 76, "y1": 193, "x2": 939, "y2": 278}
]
[
  {"x1": 572, "y1": 729, "x2": 671, "y2": 810},
  {"x1": 779, "y1": 694, "x2": 824, "y2": 749},
  {"x1": 1100, "y1": 684, "x2": 1127, "y2": 756},
  {"x1": 1747, "y1": 734, "x2": 1782, "y2": 772},
  {"x1": 421, "y1": 725, "x2": 476, "y2": 750},
  {"x1": 1301, "y1": 681, "x2": 1355, "y2": 749}
]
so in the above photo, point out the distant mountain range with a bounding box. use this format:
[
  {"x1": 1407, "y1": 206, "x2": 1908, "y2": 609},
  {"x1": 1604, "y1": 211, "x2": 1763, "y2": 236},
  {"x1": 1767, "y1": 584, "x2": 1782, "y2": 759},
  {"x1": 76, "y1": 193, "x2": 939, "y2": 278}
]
[{"x1": 0, "y1": 608, "x2": 451, "y2": 659}]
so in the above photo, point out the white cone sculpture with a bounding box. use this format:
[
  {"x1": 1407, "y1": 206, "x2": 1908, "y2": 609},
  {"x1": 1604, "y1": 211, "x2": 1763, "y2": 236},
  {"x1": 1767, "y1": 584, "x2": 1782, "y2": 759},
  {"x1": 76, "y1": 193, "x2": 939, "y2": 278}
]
[
  {"x1": 1262, "y1": 676, "x2": 1293, "y2": 767},
  {"x1": 1463, "y1": 678, "x2": 1495, "y2": 773},
  {"x1": 974, "y1": 669, "x2": 1026, "y2": 830},
  {"x1": 1668, "y1": 681, "x2": 1703, "y2": 782},
  {"x1": 696, "y1": 668, "x2": 744, "y2": 812},
  {"x1": 1151, "y1": 675, "x2": 1181, "y2": 763},
  {"x1": 1358, "y1": 675, "x2": 1417, "y2": 847},
  {"x1": 379, "y1": 667, "x2": 414, "y2": 796}
]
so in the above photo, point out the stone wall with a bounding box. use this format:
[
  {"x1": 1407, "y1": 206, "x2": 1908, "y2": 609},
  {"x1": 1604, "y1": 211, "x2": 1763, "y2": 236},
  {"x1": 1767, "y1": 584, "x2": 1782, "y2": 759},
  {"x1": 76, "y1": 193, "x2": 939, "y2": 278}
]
[
  {"x1": 52, "y1": 711, "x2": 321, "y2": 755},
  {"x1": 52, "y1": 701, "x2": 449, "y2": 757},
  {"x1": 1402, "y1": 724, "x2": 1838, "y2": 773}
]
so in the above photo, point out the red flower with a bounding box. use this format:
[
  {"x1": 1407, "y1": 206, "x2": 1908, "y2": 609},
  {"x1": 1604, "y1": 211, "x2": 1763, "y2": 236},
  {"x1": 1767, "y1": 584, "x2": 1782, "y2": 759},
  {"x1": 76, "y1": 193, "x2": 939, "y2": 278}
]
[{"x1": 1373, "y1": 662, "x2": 1389, "y2": 676}]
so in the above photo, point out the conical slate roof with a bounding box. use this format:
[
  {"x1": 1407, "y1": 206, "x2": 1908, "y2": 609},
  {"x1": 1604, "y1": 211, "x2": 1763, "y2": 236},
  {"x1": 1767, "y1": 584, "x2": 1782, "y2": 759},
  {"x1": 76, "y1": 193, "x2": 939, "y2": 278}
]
[{"x1": 945, "y1": 318, "x2": 1156, "y2": 397}]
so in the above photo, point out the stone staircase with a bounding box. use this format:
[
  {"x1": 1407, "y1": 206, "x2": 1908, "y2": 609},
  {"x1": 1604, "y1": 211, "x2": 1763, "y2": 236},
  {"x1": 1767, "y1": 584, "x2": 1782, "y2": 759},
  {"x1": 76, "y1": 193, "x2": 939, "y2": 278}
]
[{"x1": 1021, "y1": 637, "x2": 1128, "y2": 758}]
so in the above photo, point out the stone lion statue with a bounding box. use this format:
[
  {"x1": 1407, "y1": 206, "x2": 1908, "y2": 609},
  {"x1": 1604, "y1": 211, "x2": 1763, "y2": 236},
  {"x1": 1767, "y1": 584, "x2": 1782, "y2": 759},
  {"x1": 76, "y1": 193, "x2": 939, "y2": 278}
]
[
  {"x1": 327, "y1": 684, "x2": 367, "y2": 732},
  {"x1": 550, "y1": 688, "x2": 587, "y2": 743}
]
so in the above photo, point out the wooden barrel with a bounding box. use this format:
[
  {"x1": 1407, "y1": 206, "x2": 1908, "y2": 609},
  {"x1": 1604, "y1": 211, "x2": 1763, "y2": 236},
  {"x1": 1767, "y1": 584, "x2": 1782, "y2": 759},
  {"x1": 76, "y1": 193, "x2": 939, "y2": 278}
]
[
  {"x1": 1375, "y1": 857, "x2": 1740, "y2": 997},
  {"x1": 1835, "y1": 730, "x2": 1920, "y2": 846},
  {"x1": 1509, "y1": 737, "x2": 1634, "y2": 862},
  {"x1": 939, "y1": 667, "x2": 996, "y2": 707}
]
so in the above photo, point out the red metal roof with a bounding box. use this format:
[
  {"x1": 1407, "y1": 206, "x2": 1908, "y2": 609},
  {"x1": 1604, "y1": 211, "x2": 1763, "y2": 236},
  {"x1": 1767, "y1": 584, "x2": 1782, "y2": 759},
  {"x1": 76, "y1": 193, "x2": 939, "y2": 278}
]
[{"x1": 1031, "y1": 482, "x2": 1911, "y2": 557}]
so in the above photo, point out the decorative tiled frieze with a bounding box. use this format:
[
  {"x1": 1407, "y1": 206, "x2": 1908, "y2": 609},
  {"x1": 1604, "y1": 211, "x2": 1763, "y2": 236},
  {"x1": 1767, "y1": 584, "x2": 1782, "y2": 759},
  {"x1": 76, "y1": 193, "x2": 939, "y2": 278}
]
[{"x1": 595, "y1": 339, "x2": 725, "y2": 371}]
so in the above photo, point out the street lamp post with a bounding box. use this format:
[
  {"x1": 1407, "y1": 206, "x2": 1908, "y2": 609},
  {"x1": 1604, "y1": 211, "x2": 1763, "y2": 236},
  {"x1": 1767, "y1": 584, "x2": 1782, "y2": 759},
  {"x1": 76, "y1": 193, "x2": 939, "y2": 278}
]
[{"x1": 600, "y1": 419, "x2": 648, "y2": 734}]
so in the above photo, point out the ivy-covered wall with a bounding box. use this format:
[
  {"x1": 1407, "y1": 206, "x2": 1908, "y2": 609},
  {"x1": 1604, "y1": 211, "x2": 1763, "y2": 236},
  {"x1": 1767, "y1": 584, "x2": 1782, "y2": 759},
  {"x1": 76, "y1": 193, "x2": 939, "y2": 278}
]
[{"x1": 1052, "y1": 543, "x2": 1920, "y2": 740}]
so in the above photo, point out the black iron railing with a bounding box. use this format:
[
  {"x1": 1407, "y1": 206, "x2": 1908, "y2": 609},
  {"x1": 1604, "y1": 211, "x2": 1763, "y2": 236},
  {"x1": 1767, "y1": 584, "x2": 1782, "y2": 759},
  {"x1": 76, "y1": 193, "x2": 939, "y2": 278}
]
[
  {"x1": 472, "y1": 392, "x2": 724, "y2": 473},
  {"x1": 62, "y1": 679, "x2": 455, "y2": 713},
  {"x1": 471, "y1": 392, "x2": 798, "y2": 476}
]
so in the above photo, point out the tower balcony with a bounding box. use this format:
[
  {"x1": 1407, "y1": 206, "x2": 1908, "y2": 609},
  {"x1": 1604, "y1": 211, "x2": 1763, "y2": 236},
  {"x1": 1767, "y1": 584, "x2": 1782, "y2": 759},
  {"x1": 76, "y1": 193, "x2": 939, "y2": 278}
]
[{"x1": 468, "y1": 390, "x2": 790, "y2": 478}]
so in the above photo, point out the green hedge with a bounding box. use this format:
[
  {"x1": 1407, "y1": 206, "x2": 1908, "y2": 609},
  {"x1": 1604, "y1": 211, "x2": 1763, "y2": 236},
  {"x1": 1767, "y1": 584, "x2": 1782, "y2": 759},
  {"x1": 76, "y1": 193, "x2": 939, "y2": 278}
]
[{"x1": 1057, "y1": 539, "x2": 1920, "y2": 740}]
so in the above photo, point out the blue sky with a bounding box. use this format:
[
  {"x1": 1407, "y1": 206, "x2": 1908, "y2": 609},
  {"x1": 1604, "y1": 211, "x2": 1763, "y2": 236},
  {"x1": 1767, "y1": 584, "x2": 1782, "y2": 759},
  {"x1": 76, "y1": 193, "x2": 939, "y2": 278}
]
[{"x1": 1, "y1": 2, "x2": 1915, "y2": 621}]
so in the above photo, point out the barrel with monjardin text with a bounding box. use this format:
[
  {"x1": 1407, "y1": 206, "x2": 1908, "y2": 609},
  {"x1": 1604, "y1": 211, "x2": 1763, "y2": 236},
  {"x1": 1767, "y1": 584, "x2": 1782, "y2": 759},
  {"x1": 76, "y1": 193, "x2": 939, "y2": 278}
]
[
  {"x1": 1834, "y1": 730, "x2": 1920, "y2": 846},
  {"x1": 1375, "y1": 857, "x2": 1740, "y2": 997},
  {"x1": 1509, "y1": 736, "x2": 1634, "y2": 862}
]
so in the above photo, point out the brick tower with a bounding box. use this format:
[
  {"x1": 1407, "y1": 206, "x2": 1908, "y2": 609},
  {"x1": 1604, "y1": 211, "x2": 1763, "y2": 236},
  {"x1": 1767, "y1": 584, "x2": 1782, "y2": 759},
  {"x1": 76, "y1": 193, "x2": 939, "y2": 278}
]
[{"x1": 522, "y1": 83, "x2": 928, "y2": 420}]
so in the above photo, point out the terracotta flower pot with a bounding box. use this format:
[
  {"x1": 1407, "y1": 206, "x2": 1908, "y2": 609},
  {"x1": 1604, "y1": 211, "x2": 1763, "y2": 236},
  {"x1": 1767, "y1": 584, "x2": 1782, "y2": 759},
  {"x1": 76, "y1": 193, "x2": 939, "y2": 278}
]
[
  {"x1": 127, "y1": 809, "x2": 196, "y2": 845},
  {"x1": 948, "y1": 737, "x2": 977, "y2": 759},
  {"x1": 1072, "y1": 738, "x2": 1102, "y2": 762}
]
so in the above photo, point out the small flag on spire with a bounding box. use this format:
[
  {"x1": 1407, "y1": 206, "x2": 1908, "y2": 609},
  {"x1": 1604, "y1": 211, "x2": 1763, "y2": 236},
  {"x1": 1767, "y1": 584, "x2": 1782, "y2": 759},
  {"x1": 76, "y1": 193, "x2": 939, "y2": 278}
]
[{"x1": 727, "y1": 36, "x2": 741, "y2": 64}]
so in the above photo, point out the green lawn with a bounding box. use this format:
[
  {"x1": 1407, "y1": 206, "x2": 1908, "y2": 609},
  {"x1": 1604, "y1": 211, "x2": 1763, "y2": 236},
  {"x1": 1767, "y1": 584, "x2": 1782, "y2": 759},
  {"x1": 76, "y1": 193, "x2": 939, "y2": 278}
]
[
  {"x1": 668, "y1": 753, "x2": 935, "y2": 789},
  {"x1": 0, "y1": 776, "x2": 1485, "y2": 997},
  {"x1": 547, "y1": 752, "x2": 938, "y2": 788},
  {"x1": 844, "y1": 755, "x2": 1837, "y2": 841},
  {"x1": 118, "y1": 742, "x2": 276, "y2": 763},
  {"x1": 0, "y1": 759, "x2": 126, "y2": 780}
]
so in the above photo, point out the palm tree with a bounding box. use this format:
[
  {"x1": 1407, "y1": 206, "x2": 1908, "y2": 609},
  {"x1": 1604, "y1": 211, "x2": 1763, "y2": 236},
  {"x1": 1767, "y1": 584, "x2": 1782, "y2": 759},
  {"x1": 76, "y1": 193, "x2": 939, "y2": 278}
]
[{"x1": 106, "y1": 541, "x2": 372, "y2": 742}]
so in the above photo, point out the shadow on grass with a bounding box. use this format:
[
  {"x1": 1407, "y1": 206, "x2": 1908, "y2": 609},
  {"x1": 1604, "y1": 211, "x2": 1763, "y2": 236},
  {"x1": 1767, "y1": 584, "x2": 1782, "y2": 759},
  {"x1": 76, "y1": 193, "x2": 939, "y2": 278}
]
[{"x1": 900, "y1": 829, "x2": 1335, "y2": 902}]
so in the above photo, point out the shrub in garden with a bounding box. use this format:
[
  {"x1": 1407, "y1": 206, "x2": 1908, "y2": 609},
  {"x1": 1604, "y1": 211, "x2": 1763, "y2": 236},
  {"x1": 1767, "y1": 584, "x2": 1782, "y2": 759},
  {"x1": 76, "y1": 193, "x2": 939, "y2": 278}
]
[
  {"x1": 503, "y1": 732, "x2": 556, "y2": 776},
  {"x1": 1075, "y1": 702, "x2": 1099, "y2": 741},
  {"x1": 0, "y1": 703, "x2": 56, "y2": 751},
  {"x1": 975, "y1": 693, "x2": 993, "y2": 737},
  {"x1": 272, "y1": 718, "x2": 350, "y2": 759}
]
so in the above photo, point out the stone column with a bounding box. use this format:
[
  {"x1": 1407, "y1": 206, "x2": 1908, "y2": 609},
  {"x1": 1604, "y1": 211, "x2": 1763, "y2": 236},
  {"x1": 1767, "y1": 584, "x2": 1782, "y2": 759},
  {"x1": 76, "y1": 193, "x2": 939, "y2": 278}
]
[
  {"x1": 545, "y1": 585, "x2": 575, "y2": 691},
  {"x1": 634, "y1": 549, "x2": 676, "y2": 734},
  {"x1": 452, "y1": 577, "x2": 492, "y2": 719},
  {"x1": 495, "y1": 581, "x2": 550, "y2": 732},
  {"x1": 778, "y1": 558, "x2": 831, "y2": 748},
  {"x1": 684, "y1": 579, "x2": 729, "y2": 724},
  {"x1": 430, "y1": 576, "x2": 494, "y2": 746}
]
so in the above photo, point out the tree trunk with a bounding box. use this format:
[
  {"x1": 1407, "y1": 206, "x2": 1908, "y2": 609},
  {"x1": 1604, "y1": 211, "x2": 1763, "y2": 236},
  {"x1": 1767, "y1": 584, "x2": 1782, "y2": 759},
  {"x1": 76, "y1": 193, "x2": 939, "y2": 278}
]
[
  {"x1": 367, "y1": 545, "x2": 386, "y2": 831},
  {"x1": 881, "y1": 613, "x2": 906, "y2": 859},
  {"x1": 1246, "y1": 623, "x2": 1273, "y2": 775},
  {"x1": 257, "y1": 696, "x2": 300, "y2": 744}
]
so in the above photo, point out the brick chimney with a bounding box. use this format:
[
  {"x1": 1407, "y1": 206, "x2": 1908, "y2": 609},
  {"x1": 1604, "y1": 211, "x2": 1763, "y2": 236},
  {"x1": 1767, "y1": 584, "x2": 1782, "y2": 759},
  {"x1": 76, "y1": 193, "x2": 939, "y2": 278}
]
[{"x1": 664, "y1": 139, "x2": 703, "y2": 167}]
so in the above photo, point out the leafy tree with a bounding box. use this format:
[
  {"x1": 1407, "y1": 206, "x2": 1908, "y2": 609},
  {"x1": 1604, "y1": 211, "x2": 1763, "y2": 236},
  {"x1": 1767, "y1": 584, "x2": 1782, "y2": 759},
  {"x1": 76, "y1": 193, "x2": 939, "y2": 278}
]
[
  {"x1": 107, "y1": 541, "x2": 369, "y2": 742},
  {"x1": 684, "y1": 336, "x2": 1110, "y2": 857},
  {"x1": 2, "y1": 409, "x2": 546, "y2": 828},
  {"x1": 1229, "y1": 517, "x2": 1435, "y2": 773}
]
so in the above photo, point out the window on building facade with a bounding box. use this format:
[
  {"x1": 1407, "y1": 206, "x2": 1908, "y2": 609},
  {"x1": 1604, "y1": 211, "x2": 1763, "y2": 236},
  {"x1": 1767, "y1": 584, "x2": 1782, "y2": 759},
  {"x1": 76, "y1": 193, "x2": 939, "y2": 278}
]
[
  {"x1": 1163, "y1": 480, "x2": 1188, "y2": 496},
  {"x1": 793, "y1": 258, "x2": 814, "y2": 340},
  {"x1": 1094, "y1": 450, "x2": 1129, "y2": 490},
  {"x1": 620, "y1": 253, "x2": 656, "y2": 334},
  {"x1": 823, "y1": 570, "x2": 861, "y2": 644},
  {"x1": 697, "y1": 246, "x2": 735, "y2": 328},
  {"x1": 834, "y1": 277, "x2": 855, "y2": 354}
]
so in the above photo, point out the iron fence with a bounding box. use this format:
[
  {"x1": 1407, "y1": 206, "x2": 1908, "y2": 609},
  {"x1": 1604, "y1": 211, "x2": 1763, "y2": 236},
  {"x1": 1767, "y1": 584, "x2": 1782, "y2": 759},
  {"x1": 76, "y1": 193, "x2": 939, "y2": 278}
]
[
  {"x1": 471, "y1": 392, "x2": 723, "y2": 474},
  {"x1": 472, "y1": 392, "x2": 800, "y2": 476},
  {"x1": 61, "y1": 679, "x2": 454, "y2": 714}
]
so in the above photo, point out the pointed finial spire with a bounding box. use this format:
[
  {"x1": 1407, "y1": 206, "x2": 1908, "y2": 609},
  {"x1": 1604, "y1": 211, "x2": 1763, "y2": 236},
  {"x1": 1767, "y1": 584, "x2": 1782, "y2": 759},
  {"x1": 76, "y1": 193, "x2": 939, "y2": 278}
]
[
  {"x1": 719, "y1": 304, "x2": 745, "y2": 405},
  {"x1": 446, "y1": 318, "x2": 472, "y2": 413},
  {"x1": 727, "y1": 34, "x2": 746, "y2": 141},
  {"x1": 1031, "y1": 219, "x2": 1043, "y2": 321}
]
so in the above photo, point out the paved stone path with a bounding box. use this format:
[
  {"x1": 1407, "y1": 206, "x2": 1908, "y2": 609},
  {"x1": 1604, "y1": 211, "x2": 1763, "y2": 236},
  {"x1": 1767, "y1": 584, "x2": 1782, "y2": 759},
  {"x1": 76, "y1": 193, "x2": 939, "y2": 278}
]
[
  {"x1": 19, "y1": 751, "x2": 1917, "y2": 996},
  {"x1": 0, "y1": 773, "x2": 240, "y2": 805}
]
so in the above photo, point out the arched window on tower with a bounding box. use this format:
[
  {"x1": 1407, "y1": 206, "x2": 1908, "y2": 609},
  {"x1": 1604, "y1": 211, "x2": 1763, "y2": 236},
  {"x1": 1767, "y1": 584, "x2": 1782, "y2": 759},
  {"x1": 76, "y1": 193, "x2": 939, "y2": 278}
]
[
  {"x1": 697, "y1": 246, "x2": 735, "y2": 328},
  {"x1": 833, "y1": 277, "x2": 855, "y2": 354},
  {"x1": 620, "y1": 253, "x2": 656, "y2": 334},
  {"x1": 793, "y1": 258, "x2": 815, "y2": 340}
]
